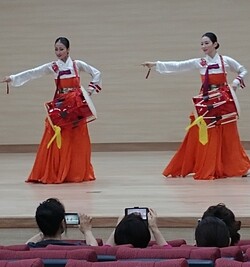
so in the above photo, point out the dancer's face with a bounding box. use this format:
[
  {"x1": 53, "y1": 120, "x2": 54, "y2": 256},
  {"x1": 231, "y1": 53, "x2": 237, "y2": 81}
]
[
  {"x1": 201, "y1": 36, "x2": 217, "y2": 57},
  {"x1": 55, "y1": 41, "x2": 69, "y2": 62}
]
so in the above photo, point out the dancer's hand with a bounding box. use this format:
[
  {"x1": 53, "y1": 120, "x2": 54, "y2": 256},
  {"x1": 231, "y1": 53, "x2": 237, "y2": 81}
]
[
  {"x1": 1, "y1": 76, "x2": 11, "y2": 83},
  {"x1": 141, "y1": 62, "x2": 156, "y2": 69},
  {"x1": 231, "y1": 84, "x2": 238, "y2": 92}
]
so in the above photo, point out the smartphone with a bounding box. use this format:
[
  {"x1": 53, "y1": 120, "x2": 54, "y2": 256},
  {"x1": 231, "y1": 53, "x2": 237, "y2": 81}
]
[
  {"x1": 125, "y1": 207, "x2": 149, "y2": 221},
  {"x1": 65, "y1": 213, "x2": 80, "y2": 225}
]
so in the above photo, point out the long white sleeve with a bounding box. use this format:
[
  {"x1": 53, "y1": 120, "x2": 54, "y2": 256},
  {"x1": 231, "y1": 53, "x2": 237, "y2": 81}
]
[
  {"x1": 76, "y1": 60, "x2": 102, "y2": 94},
  {"x1": 224, "y1": 56, "x2": 248, "y2": 88},
  {"x1": 10, "y1": 63, "x2": 53, "y2": 87},
  {"x1": 155, "y1": 58, "x2": 200, "y2": 74}
]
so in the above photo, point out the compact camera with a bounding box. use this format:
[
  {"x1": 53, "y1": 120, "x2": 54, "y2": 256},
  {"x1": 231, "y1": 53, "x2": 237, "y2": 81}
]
[
  {"x1": 125, "y1": 207, "x2": 149, "y2": 221},
  {"x1": 65, "y1": 213, "x2": 80, "y2": 225}
]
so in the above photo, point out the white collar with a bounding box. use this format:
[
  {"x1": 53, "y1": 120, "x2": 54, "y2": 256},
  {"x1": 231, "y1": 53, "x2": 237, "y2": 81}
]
[
  {"x1": 205, "y1": 53, "x2": 220, "y2": 63},
  {"x1": 57, "y1": 56, "x2": 73, "y2": 67}
]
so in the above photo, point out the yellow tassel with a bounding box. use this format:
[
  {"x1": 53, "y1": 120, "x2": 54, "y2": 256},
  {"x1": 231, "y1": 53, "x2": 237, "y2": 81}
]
[
  {"x1": 47, "y1": 125, "x2": 62, "y2": 149},
  {"x1": 186, "y1": 116, "x2": 208, "y2": 145}
]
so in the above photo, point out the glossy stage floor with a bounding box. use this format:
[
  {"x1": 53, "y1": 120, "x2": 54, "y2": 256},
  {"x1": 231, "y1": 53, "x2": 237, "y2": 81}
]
[
  {"x1": 1, "y1": 150, "x2": 250, "y2": 228},
  {"x1": 1, "y1": 150, "x2": 250, "y2": 245}
]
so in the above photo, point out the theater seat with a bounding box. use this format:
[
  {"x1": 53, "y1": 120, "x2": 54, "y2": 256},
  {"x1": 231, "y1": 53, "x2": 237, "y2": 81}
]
[
  {"x1": 59, "y1": 240, "x2": 103, "y2": 246},
  {"x1": 44, "y1": 245, "x2": 132, "y2": 262},
  {"x1": 0, "y1": 258, "x2": 44, "y2": 267},
  {"x1": 237, "y1": 240, "x2": 250, "y2": 246},
  {"x1": 220, "y1": 246, "x2": 243, "y2": 261},
  {"x1": 116, "y1": 247, "x2": 220, "y2": 267},
  {"x1": 148, "y1": 239, "x2": 186, "y2": 247},
  {"x1": 0, "y1": 249, "x2": 97, "y2": 267},
  {"x1": 0, "y1": 245, "x2": 29, "y2": 251},
  {"x1": 243, "y1": 248, "x2": 250, "y2": 262},
  {"x1": 179, "y1": 244, "x2": 244, "y2": 261},
  {"x1": 65, "y1": 258, "x2": 189, "y2": 267},
  {"x1": 215, "y1": 258, "x2": 250, "y2": 267}
]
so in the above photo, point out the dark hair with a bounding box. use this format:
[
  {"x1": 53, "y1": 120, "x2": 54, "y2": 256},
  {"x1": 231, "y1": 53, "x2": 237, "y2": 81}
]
[
  {"x1": 35, "y1": 198, "x2": 65, "y2": 237},
  {"x1": 114, "y1": 213, "x2": 151, "y2": 248},
  {"x1": 202, "y1": 203, "x2": 241, "y2": 245},
  {"x1": 195, "y1": 216, "x2": 230, "y2": 247},
  {"x1": 202, "y1": 32, "x2": 220, "y2": 49},
  {"x1": 55, "y1": 37, "x2": 70, "y2": 49}
]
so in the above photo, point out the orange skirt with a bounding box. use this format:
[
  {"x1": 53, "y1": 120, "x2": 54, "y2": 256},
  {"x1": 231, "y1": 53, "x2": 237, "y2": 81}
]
[
  {"x1": 163, "y1": 117, "x2": 250, "y2": 180},
  {"x1": 26, "y1": 120, "x2": 95, "y2": 184}
]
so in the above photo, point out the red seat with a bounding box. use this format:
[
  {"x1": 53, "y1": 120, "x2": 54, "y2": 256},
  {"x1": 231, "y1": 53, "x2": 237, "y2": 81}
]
[
  {"x1": 44, "y1": 245, "x2": 131, "y2": 261},
  {"x1": 179, "y1": 244, "x2": 244, "y2": 261},
  {"x1": 215, "y1": 258, "x2": 250, "y2": 267},
  {"x1": 0, "y1": 245, "x2": 29, "y2": 251},
  {"x1": 148, "y1": 239, "x2": 186, "y2": 247},
  {"x1": 116, "y1": 247, "x2": 220, "y2": 261},
  {"x1": 60, "y1": 240, "x2": 103, "y2": 246},
  {"x1": 65, "y1": 258, "x2": 189, "y2": 267},
  {"x1": 45, "y1": 244, "x2": 130, "y2": 254},
  {"x1": 238, "y1": 245, "x2": 250, "y2": 254},
  {"x1": 243, "y1": 248, "x2": 250, "y2": 262},
  {"x1": 0, "y1": 258, "x2": 44, "y2": 267},
  {"x1": 220, "y1": 246, "x2": 243, "y2": 261},
  {"x1": 237, "y1": 240, "x2": 250, "y2": 246},
  {"x1": 0, "y1": 249, "x2": 97, "y2": 262}
]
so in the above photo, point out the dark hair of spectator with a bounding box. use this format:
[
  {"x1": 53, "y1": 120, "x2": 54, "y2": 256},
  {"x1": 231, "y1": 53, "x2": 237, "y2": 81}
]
[
  {"x1": 195, "y1": 216, "x2": 230, "y2": 247},
  {"x1": 114, "y1": 213, "x2": 151, "y2": 248},
  {"x1": 35, "y1": 198, "x2": 66, "y2": 237},
  {"x1": 202, "y1": 203, "x2": 241, "y2": 245}
]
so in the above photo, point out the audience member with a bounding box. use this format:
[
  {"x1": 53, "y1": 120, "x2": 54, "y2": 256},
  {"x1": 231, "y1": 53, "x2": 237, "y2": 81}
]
[
  {"x1": 201, "y1": 203, "x2": 241, "y2": 245},
  {"x1": 105, "y1": 208, "x2": 170, "y2": 248},
  {"x1": 195, "y1": 216, "x2": 230, "y2": 247},
  {"x1": 26, "y1": 198, "x2": 98, "y2": 247}
]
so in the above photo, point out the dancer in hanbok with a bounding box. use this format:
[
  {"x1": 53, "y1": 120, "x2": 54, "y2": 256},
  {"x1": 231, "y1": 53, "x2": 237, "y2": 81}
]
[
  {"x1": 142, "y1": 32, "x2": 250, "y2": 180},
  {"x1": 1, "y1": 37, "x2": 102, "y2": 184}
]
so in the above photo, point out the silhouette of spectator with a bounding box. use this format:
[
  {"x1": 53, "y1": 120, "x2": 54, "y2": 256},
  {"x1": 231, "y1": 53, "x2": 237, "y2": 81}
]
[
  {"x1": 202, "y1": 203, "x2": 241, "y2": 245},
  {"x1": 26, "y1": 198, "x2": 98, "y2": 247},
  {"x1": 195, "y1": 216, "x2": 230, "y2": 247}
]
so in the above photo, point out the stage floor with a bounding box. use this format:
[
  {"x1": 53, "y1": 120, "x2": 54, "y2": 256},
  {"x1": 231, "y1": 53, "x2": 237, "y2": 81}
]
[{"x1": 1, "y1": 151, "x2": 250, "y2": 221}]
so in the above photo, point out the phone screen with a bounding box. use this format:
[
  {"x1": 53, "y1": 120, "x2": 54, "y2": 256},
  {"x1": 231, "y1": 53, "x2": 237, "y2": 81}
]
[
  {"x1": 65, "y1": 213, "x2": 80, "y2": 225},
  {"x1": 125, "y1": 207, "x2": 149, "y2": 220}
]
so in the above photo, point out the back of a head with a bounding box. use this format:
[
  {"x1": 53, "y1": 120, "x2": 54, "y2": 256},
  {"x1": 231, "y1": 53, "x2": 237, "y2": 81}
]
[
  {"x1": 35, "y1": 198, "x2": 65, "y2": 237},
  {"x1": 202, "y1": 203, "x2": 241, "y2": 245},
  {"x1": 114, "y1": 213, "x2": 151, "y2": 248},
  {"x1": 195, "y1": 216, "x2": 230, "y2": 247}
]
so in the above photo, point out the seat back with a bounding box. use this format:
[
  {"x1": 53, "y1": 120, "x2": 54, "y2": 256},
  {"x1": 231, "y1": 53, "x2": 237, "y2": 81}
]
[
  {"x1": 244, "y1": 248, "x2": 250, "y2": 262},
  {"x1": 0, "y1": 249, "x2": 97, "y2": 267},
  {"x1": 116, "y1": 247, "x2": 220, "y2": 267},
  {"x1": 0, "y1": 258, "x2": 44, "y2": 267},
  {"x1": 220, "y1": 246, "x2": 243, "y2": 261},
  {"x1": 59, "y1": 240, "x2": 103, "y2": 246},
  {"x1": 180, "y1": 244, "x2": 244, "y2": 261},
  {"x1": 148, "y1": 240, "x2": 186, "y2": 247},
  {"x1": 0, "y1": 245, "x2": 29, "y2": 251},
  {"x1": 237, "y1": 240, "x2": 250, "y2": 246},
  {"x1": 45, "y1": 245, "x2": 133, "y2": 262},
  {"x1": 215, "y1": 258, "x2": 250, "y2": 267},
  {"x1": 65, "y1": 258, "x2": 189, "y2": 267},
  {"x1": 116, "y1": 247, "x2": 220, "y2": 260}
]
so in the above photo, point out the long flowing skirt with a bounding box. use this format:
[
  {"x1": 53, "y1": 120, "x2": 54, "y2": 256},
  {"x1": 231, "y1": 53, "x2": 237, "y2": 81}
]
[
  {"x1": 163, "y1": 116, "x2": 250, "y2": 180},
  {"x1": 26, "y1": 120, "x2": 95, "y2": 184}
]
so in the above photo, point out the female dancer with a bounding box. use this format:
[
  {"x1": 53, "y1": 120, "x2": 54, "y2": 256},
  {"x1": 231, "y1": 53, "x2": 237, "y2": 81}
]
[
  {"x1": 142, "y1": 32, "x2": 250, "y2": 180},
  {"x1": 1, "y1": 37, "x2": 102, "y2": 184}
]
